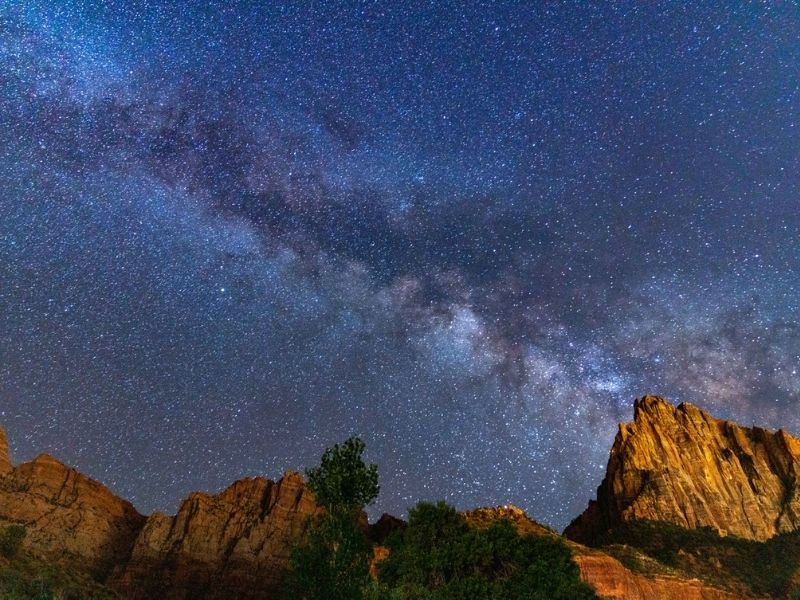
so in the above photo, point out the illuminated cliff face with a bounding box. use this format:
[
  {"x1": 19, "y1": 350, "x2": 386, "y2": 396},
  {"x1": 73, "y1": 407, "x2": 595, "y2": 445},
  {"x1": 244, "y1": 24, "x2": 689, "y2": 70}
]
[
  {"x1": 0, "y1": 425, "x2": 11, "y2": 475},
  {"x1": 109, "y1": 471, "x2": 321, "y2": 599},
  {"x1": 0, "y1": 450, "x2": 145, "y2": 580},
  {"x1": 566, "y1": 395, "x2": 800, "y2": 543}
]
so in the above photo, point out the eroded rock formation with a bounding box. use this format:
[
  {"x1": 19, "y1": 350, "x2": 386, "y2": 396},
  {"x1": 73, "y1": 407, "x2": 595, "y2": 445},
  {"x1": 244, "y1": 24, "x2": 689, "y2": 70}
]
[
  {"x1": 0, "y1": 451, "x2": 146, "y2": 579},
  {"x1": 0, "y1": 424, "x2": 321, "y2": 598},
  {"x1": 0, "y1": 407, "x2": 791, "y2": 599},
  {"x1": 565, "y1": 395, "x2": 800, "y2": 543},
  {"x1": 108, "y1": 471, "x2": 320, "y2": 599}
]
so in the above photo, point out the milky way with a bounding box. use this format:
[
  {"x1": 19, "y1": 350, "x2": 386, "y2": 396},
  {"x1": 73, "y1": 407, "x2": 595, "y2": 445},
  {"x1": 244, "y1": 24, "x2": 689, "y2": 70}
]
[{"x1": 1, "y1": 2, "x2": 798, "y2": 530}]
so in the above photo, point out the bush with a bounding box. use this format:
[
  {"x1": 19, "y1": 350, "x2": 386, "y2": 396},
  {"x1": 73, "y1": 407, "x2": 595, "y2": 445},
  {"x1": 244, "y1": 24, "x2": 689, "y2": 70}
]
[
  {"x1": 0, "y1": 525, "x2": 26, "y2": 559},
  {"x1": 377, "y1": 501, "x2": 598, "y2": 600}
]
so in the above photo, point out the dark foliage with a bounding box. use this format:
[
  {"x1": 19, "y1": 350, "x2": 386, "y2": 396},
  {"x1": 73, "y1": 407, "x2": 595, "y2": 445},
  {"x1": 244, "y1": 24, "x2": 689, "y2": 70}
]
[
  {"x1": 286, "y1": 512, "x2": 374, "y2": 600},
  {"x1": 596, "y1": 519, "x2": 800, "y2": 598},
  {"x1": 0, "y1": 525, "x2": 26, "y2": 560},
  {"x1": 287, "y1": 436, "x2": 379, "y2": 600},
  {"x1": 376, "y1": 501, "x2": 598, "y2": 600},
  {"x1": 305, "y1": 436, "x2": 379, "y2": 514}
]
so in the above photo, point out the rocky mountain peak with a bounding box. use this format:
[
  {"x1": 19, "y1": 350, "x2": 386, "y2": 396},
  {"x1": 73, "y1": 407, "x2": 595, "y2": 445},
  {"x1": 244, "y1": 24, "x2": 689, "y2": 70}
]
[
  {"x1": 109, "y1": 468, "x2": 321, "y2": 598},
  {"x1": 565, "y1": 395, "x2": 800, "y2": 543}
]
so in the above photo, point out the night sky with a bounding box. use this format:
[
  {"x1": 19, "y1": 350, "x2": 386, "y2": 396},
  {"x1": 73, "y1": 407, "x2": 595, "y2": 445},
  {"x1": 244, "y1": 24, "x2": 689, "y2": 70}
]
[{"x1": 1, "y1": 1, "x2": 799, "y2": 531}]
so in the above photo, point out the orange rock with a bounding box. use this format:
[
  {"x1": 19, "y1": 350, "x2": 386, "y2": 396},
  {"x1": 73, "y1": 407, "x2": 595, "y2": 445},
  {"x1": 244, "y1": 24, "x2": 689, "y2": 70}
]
[
  {"x1": 108, "y1": 470, "x2": 321, "y2": 599},
  {"x1": 571, "y1": 551, "x2": 744, "y2": 600},
  {"x1": 370, "y1": 545, "x2": 390, "y2": 579},
  {"x1": 566, "y1": 395, "x2": 800, "y2": 543},
  {"x1": 0, "y1": 452, "x2": 145, "y2": 580},
  {"x1": 0, "y1": 425, "x2": 11, "y2": 475},
  {"x1": 464, "y1": 504, "x2": 556, "y2": 537}
]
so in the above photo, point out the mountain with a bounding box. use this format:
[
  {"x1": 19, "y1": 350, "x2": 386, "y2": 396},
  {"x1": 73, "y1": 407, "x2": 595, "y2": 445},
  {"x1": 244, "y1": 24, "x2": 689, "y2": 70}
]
[
  {"x1": 109, "y1": 472, "x2": 319, "y2": 599},
  {"x1": 0, "y1": 400, "x2": 794, "y2": 599},
  {"x1": 0, "y1": 431, "x2": 145, "y2": 581},
  {"x1": 0, "y1": 424, "x2": 321, "y2": 599},
  {"x1": 565, "y1": 395, "x2": 800, "y2": 544}
]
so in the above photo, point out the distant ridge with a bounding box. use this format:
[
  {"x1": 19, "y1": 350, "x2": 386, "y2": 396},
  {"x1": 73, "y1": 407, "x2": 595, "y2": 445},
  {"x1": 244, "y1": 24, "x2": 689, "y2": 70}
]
[{"x1": 0, "y1": 410, "x2": 756, "y2": 599}]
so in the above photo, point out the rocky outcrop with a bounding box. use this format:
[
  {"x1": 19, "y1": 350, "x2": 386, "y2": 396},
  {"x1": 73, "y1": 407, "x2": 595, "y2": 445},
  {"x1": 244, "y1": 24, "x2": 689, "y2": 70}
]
[
  {"x1": 0, "y1": 423, "x2": 322, "y2": 598},
  {"x1": 565, "y1": 395, "x2": 800, "y2": 543},
  {"x1": 369, "y1": 512, "x2": 406, "y2": 543},
  {"x1": 0, "y1": 452, "x2": 146, "y2": 579},
  {"x1": 464, "y1": 504, "x2": 555, "y2": 537},
  {"x1": 0, "y1": 425, "x2": 11, "y2": 475},
  {"x1": 571, "y1": 551, "x2": 746, "y2": 600},
  {"x1": 0, "y1": 411, "x2": 790, "y2": 599},
  {"x1": 108, "y1": 471, "x2": 320, "y2": 599}
]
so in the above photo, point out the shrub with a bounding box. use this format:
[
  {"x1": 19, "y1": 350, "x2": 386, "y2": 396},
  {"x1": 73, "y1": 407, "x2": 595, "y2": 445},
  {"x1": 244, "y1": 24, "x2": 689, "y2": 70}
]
[
  {"x1": 0, "y1": 525, "x2": 26, "y2": 559},
  {"x1": 595, "y1": 519, "x2": 800, "y2": 598}
]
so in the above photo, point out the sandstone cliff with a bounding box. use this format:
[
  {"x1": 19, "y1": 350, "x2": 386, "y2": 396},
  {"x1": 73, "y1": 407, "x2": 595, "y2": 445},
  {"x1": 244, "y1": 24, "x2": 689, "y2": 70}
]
[
  {"x1": 570, "y1": 551, "x2": 744, "y2": 600},
  {"x1": 565, "y1": 395, "x2": 800, "y2": 543},
  {"x1": 0, "y1": 413, "x2": 784, "y2": 599},
  {"x1": 108, "y1": 471, "x2": 320, "y2": 599},
  {"x1": 0, "y1": 451, "x2": 146, "y2": 580},
  {"x1": 0, "y1": 425, "x2": 11, "y2": 475}
]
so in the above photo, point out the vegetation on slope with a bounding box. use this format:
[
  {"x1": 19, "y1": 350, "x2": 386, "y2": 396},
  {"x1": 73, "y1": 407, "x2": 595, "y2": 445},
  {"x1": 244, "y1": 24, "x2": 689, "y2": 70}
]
[
  {"x1": 287, "y1": 438, "x2": 597, "y2": 600},
  {"x1": 593, "y1": 519, "x2": 800, "y2": 598},
  {"x1": 376, "y1": 500, "x2": 598, "y2": 599}
]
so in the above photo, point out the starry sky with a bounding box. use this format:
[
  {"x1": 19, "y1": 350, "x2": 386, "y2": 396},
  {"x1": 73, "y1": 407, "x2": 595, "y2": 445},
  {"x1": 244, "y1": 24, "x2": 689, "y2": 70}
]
[{"x1": 1, "y1": 1, "x2": 799, "y2": 530}]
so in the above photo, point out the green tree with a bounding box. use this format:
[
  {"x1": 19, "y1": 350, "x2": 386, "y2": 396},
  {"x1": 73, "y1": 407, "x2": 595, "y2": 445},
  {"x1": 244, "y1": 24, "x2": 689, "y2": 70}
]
[
  {"x1": 286, "y1": 436, "x2": 379, "y2": 600},
  {"x1": 305, "y1": 436, "x2": 379, "y2": 514},
  {"x1": 377, "y1": 501, "x2": 598, "y2": 600}
]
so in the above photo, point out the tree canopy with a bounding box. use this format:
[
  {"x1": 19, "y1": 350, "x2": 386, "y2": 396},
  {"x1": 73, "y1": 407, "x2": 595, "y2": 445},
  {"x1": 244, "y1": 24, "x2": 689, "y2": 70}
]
[
  {"x1": 287, "y1": 436, "x2": 379, "y2": 600},
  {"x1": 376, "y1": 501, "x2": 598, "y2": 600},
  {"x1": 305, "y1": 436, "x2": 379, "y2": 514}
]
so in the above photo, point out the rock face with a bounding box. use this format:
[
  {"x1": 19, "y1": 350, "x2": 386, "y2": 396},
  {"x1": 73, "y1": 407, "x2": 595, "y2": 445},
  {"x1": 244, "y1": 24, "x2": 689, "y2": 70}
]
[
  {"x1": 0, "y1": 412, "x2": 788, "y2": 599},
  {"x1": 0, "y1": 452, "x2": 146, "y2": 579},
  {"x1": 0, "y1": 423, "x2": 322, "y2": 598},
  {"x1": 108, "y1": 471, "x2": 320, "y2": 599},
  {"x1": 0, "y1": 425, "x2": 11, "y2": 475},
  {"x1": 571, "y1": 551, "x2": 744, "y2": 600},
  {"x1": 464, "y1": 505, "x2": 555, "y2": 537},
  {"x1": 565, "y1": 395, "x2": 800, "y2": 543}
]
